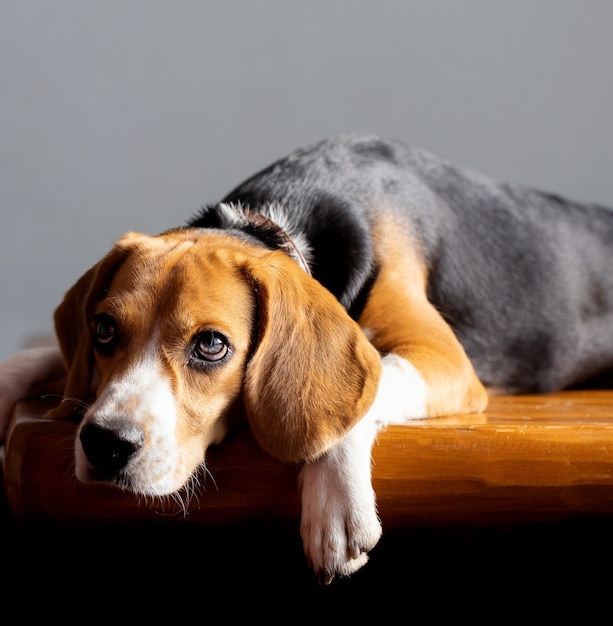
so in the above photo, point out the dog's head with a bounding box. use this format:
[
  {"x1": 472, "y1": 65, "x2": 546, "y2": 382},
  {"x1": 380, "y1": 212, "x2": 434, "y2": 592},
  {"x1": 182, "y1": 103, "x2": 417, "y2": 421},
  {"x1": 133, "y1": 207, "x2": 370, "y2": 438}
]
[{"x1": 47, "y1": 227, "x2": 381, "y2": 495}]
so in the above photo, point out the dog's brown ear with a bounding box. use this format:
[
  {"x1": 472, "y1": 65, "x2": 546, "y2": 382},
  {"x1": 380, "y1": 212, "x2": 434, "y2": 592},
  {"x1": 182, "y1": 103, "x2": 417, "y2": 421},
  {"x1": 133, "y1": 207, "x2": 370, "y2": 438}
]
[
  {"x1": 243, "y1": 250, "x2": 382, "y2": 463},
  {"x1": 46, "y1": 238, "x2": 133, "y2": 420}
]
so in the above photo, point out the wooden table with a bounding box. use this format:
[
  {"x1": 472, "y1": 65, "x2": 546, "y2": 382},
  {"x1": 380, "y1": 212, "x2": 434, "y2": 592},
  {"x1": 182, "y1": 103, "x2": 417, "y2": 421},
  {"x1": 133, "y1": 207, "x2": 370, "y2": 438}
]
[{"x1": 4, "y1": 391, "x2": 613, "y2": 530}]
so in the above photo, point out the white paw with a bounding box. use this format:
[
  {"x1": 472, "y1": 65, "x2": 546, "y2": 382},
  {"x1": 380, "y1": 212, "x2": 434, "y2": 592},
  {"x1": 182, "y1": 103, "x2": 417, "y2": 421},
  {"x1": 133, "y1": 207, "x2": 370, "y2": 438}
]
[
  {"x1": 298, "y1": 451, "x2": 382, "y2": 584},
  {"x1": 295, "y1": 352, "x2": 427, "y2": 584}
]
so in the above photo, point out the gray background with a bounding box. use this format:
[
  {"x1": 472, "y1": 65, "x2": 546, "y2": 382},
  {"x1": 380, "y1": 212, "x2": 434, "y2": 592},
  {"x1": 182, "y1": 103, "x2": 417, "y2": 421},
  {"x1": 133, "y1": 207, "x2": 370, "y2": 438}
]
[{"x1": 2, "y1": 0, "x2": 612, "y2": 361}]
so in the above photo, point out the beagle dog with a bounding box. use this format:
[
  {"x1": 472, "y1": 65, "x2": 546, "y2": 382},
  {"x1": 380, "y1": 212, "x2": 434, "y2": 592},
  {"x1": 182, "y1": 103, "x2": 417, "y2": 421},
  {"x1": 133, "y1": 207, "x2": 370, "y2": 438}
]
[{"x1": 1, "y1": 134, "x2": 613, "y2": 583}]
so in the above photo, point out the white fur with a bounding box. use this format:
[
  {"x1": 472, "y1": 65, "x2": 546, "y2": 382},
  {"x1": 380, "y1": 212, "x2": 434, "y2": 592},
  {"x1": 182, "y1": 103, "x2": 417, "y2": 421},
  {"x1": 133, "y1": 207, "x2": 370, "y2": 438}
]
[
  {"x1": 299, "y1": 353, "x2": 427, "y2": 582},
  {"x1": 218, "y1": 201, "x2": 314, "y2": 272},
  {"x1": 76, "y1": 338, "x2": 181, "y2": 495}
]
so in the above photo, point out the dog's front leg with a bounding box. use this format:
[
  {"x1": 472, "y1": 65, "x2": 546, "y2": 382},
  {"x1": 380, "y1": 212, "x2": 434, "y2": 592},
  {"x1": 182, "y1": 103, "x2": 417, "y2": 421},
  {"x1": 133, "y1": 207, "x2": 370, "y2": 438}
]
[
  {"x1": 298, "y1": 411, "x2": 382, "y2": 585},
  {"x1": 299, "y1": 353, "x2": 429, "y2": 583}
]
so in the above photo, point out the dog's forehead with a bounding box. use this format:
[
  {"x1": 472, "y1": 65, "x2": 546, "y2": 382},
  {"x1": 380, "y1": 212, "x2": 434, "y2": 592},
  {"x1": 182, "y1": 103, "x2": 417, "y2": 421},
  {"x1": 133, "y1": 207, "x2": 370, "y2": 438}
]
[
  {"x1": 98, "y1": 230, "x2": 256, "y2": 333},
  {"x1": 112, "y1": 229, "x2": 248, "y2": 288}
]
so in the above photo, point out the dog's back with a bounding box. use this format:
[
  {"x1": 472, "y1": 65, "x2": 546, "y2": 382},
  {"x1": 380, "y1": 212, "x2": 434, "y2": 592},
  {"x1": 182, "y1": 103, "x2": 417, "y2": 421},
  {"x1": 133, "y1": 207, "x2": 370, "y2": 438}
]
[{"x1": 193, "y1": 133, "x2": 613, "y2": 392}]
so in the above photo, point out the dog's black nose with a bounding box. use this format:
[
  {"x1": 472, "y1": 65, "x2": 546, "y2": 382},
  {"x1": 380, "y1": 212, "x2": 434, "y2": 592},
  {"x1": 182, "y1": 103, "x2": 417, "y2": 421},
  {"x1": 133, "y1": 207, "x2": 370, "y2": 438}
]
[{"x1": 79, "y1": 422, "x2": 144, "y2": 473}]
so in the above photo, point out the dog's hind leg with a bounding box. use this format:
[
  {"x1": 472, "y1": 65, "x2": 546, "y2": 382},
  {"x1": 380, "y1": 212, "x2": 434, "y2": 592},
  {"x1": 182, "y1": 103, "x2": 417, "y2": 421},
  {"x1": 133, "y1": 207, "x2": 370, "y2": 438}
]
[{"x1": 358, "y1": 224, "x2": 488, "y2": 423}]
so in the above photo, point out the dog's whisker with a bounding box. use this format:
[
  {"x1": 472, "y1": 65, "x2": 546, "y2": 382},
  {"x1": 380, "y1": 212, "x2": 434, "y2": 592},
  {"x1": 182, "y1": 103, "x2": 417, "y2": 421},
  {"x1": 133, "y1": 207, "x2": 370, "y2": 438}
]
[
  {"x1": 183, "y1": 470, "x2": 204, "y2": 506},
  {"x1": 167, "y1": 491, "x2": 186, "y2": 516},
  {"x1": 200, "y1": 463, "x2": 219, "y2": 492},
  {"x1": 41, "y1": 394, "x2": 90, "y2": 410},
  {"x1": 173, "y1": 478, "x2": 202, "y2": 517}
]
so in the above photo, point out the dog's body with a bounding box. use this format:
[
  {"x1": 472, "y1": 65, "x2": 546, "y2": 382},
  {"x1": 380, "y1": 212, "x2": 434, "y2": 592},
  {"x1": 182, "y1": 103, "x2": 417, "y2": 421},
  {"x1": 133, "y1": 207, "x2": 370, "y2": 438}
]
[{"x1": 1, "y1": 134, "x2": 613, "y2": 583}]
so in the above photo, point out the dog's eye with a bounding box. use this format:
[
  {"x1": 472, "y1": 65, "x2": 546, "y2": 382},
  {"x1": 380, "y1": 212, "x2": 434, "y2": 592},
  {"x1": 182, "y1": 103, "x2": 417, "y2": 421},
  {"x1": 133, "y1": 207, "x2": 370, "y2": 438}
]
[
  {"x1": 193, "y1": 331, "x2": 229, "y2": 362},
  {"x1": 94, "y1": 314, "x2": 117, "y2": 348}
]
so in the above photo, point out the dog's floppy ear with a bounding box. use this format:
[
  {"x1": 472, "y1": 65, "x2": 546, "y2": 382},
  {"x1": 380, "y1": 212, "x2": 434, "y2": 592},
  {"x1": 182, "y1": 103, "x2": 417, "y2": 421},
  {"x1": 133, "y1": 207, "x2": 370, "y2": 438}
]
[
  {"x1": 46, "y1": 236, "x2": 134, "y2": 420},
  {"x1": 243, "y1": 250, "x2": 382, "y2": 463}
]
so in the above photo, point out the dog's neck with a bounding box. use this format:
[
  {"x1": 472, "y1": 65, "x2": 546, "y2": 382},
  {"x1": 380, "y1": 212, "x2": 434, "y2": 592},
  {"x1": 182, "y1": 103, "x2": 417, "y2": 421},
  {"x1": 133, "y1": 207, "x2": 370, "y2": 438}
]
[{"x1": 197, "y1": 202, "x2": 313, "y2": 275}]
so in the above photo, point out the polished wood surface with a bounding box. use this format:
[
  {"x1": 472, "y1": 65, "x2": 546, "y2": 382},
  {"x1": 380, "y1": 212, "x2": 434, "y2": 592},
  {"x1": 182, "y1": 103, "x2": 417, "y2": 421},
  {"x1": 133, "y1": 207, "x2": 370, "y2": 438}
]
[{"x1": 4, "y1": 390, "x2": 613, "y2": 529}]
